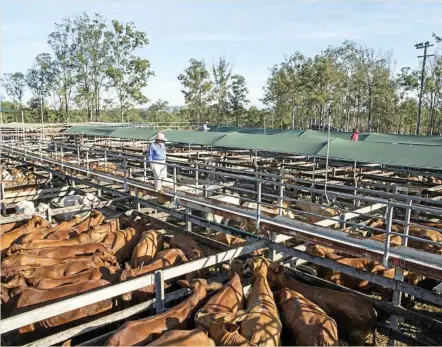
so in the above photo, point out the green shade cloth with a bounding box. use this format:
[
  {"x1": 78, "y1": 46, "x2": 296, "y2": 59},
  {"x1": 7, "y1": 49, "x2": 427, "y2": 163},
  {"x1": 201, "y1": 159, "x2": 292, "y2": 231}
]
[
  {"x1": 316, "y1": 139, "x2": 442, "y2": 170},
  {"x1": 163, "y1": 130, "x2": 227, "y2": 145},
  {"x1": 64, "y1": 126, "x2": 115, "y2": 136},
  {"x1": 214, "y1": 133, "x2": 326, "y2": 155},
  {"x1": 64, "y1": 125, "x2": 442, "y2": 169}
]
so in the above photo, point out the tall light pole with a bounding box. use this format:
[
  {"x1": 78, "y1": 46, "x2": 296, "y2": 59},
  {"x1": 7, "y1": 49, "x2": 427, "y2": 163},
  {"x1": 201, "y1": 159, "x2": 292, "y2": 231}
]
[{"x1": 415, "y1": 41, "x2": 434, "y2": 135}]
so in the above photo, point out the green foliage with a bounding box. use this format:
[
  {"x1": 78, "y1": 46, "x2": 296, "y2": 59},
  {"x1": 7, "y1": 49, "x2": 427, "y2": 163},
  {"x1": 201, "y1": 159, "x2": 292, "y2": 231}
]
[
  {"x1": 106, "y1": 20, "x2": 153, "y2": 122},
  {"x1": 2, "y1": 72, "x2": 26, "y2": 108},
  {"x1": 229, "y1": 74, "x2": 249, "y2": 126},
  {"x1": 1, "y1": 16, "x2": 441, "y2": 135},
  {"x1": 178, "y1": 59, "x2": 213, "y2": 123}
]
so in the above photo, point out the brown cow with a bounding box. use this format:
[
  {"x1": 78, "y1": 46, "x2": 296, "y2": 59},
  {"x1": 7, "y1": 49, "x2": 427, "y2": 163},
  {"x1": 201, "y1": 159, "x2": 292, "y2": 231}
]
[
  {"x1": 309, "y1": 257, "x2": 406, "y2": 299},
  {"x1": 169, "y1": 234, "x2": 204, "y2": 260},
  {"x1": 0, "y1": 220, "x2": 27, "y2": 234},
  {"x1": 8, "y1": 243, "x2": 111, "y2": 258},
  {"x1": 195, "y1": 272, "x2": 244, "y2": 330},
  {"x1": 241, "y1": 200, "x2": 294, "y2": 233},
  {"x1": 371, "y1": 224, "x2": 442, "y2": 254},
  {"x1": 13, "y1": 279, "x2": 112, "y2": 333},
  {"x1": 3, "y1": 255, "x2": 116, "y2": 280},
  {"x1": 120, "y1": 248, "x2": 188, "y2": 302},
  {"x1": 268, "y1": 262, "x2": 376, "y2": 346},
  {"x1": 105, "y1": 279, "x2": 211, "y2": 346},
  {"x1": 1, "y1": 216, "x2": 50, "y2": 251},
  {"x1": 71, "y1": 210, "x2": 106, "y2": 233},
  {"x1": 238, "y1": 258, "x2": 282, "y2": 347},
  {"x1": 147, "y1": 329, "x2": 215, "y2": 346},
  {"x1": 11, "y1": 219, "x2": 119, "y2": 250},
  {"x1": 19, "y1": 216, "x2": 83, "y2": 243},
  {"x1": 102, "y1": 228, "x2": 142, "y2": 263},
  {"x1": 169, "y1": 234, "x2": 207, "y2": 282},
  {"x1": 90, "y1": 162, "x2": 117, "y2": 173},
  {"x1": 24, "y1": 267, "x2": 119, "y2": 289},
  {"x1": 131, "y1": 230, "x2": 164, "y2": 268},
  {"x1": 371, "y1": 233, "x2": 403, "y2": 247},
  {"x1": 214, "y1": 232, "x2": 247, "y2": 247},
  {"x1": 2, "y1": 251, "x2": 117, "y2": 269},
  {"x1": 208, "y1": 321, "x2": 257, "y2": 346},
  {"x1": 307, "y1": 244, "x2": 344, "y2": 259},
  {"x1": 276, "y1": 288, "x2": 338, "y2": 346}
]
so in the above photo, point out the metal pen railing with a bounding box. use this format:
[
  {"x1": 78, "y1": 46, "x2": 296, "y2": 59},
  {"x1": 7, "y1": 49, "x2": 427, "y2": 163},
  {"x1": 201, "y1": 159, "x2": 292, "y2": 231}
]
[{"x1": 3, "y1": 140, "x2": 442, "y2": 270}]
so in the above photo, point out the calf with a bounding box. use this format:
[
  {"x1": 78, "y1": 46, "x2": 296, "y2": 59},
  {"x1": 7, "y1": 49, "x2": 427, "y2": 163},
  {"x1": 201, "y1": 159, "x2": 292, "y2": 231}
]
[
  {"x1": 120, "y1": 248, "x2": 188, "y2": 302},
  {"x1": 268, "y1": 262, "x2": 376, "y2": 346},
  {"x1": 195, "y1": 272, "x2": 244, "y2": 330},
  {"x1": 1, "y1": 216, "x2": 50, "y2": 251},
  {"x1": 130, "y1": 230, "x2": 164, "y2": 268},
  {"x1": 147, "y1": 329, "x2": 215, "y2": 346},
  {"x1": 239, "y1": 258, "x2": 282, "y2": 346},
  {"x1": 208, "y1": 321, "x2": 257, "y2": 347},
  {"x1": 276, "y1": 288, "x2": 338, "y2": 346},
  {"x1": 13, "y1": 279, "x2": 112, "y2": 333},
  {"x1": 105, "y1": 279, "x2": 210, "y2": 346},
  {"x1": 102, "y1": 227, "x2": 142, "y2": 263}
]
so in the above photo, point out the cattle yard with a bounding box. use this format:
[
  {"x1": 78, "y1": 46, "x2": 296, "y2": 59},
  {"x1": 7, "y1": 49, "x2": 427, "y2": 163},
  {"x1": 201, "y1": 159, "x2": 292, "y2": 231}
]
[{"x1": 0, "y1": 126, "x2": 442, "y2": 346}]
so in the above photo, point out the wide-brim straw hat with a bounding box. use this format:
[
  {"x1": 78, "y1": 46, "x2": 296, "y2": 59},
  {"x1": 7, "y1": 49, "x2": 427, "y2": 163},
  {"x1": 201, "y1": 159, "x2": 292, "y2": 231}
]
[{"x1": 155, "y1": 132, "x2": 167, "y2": 141}]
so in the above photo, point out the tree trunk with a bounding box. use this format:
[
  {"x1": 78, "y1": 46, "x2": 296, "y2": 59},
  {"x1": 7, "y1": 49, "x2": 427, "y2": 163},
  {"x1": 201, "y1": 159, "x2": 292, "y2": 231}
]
[
  {"x1": 427, "y1": 93, "x2": 435, "y2": 135},
  {"x1": 40, "y1": 95, "x2": 44, "y2": 124},
  {"x1": 367, "y1": 88, "x2": 373, "y2": 132}
]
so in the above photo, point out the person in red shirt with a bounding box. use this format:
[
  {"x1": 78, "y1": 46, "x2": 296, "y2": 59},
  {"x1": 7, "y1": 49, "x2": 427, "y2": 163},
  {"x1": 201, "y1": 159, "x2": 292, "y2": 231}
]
[{"x1": 351, "y1": 128, "x2": 359, "y2": 141}]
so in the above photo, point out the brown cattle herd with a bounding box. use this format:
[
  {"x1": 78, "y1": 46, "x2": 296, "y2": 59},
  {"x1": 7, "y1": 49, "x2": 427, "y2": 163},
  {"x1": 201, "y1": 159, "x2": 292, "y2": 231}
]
[{"x1": 0, "y1": 168, "x2": 441, "y2": 346}]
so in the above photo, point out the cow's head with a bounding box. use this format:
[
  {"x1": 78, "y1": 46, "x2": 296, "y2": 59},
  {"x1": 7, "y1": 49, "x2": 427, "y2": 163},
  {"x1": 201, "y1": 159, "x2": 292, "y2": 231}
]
[
  {"x1": 230, "y1": 259, "x2": 245, "y2": 278},
  {"x1": 177, "y1": 278, "x2": 222, "y2": 292},
  {"x1": 71, "y1": 215, "x2": 83, "y2": 224},
  {"x1": 267, "y1": 261, "x2": 285, "y2": 288},
  {"x1": 31, "y1": 216, "x2": 50, "y2": 229},
  {"x1": 245, "y1": 257, "x2": 270, "y2": 276}
]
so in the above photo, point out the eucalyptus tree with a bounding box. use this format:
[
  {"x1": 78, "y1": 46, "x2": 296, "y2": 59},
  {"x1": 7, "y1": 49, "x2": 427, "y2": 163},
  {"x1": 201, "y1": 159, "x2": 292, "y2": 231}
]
[
  {"x1": 72, "y1": 13, "x2": 110, "y2": 121},
  {"x1": 106, "y1": 20, "x2": 153, "y2": 122},
  {"x1": 1, "y1": 73, "x2": 26, "y2": 111},
  {"x1": 212, "y1": 57, "x2": 234, "y2": 122},
  {"x1": 228, "y1": 74, "x2": 249, "y2": 126},
  {"x1": 48, "y1": 18, "x2": 76, "y2": 120},
  {"x1": 26, "y1": 53, "x2": 57, "y2": 123},
  {"x1": 178, "y1": 59, "x2": 213, "y2": 124}
]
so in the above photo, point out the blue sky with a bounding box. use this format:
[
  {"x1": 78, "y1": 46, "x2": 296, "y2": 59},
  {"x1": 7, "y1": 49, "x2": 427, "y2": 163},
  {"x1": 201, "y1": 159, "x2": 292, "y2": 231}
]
[{"x1": 1, "y1": 0, "x2": 441, "y2": 107}]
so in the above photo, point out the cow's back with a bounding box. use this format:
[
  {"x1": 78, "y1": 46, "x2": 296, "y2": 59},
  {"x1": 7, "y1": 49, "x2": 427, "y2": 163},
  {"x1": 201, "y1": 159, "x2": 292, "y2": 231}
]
[{"x1": 147, "y1": 329, "x2": 215, "y2": 346}]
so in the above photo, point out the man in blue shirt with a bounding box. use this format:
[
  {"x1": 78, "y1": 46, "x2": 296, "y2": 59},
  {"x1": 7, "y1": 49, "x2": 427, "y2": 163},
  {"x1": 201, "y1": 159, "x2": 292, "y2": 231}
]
[{"x1": 147, "y1": 132, "x2": 167, "y2": 191}]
